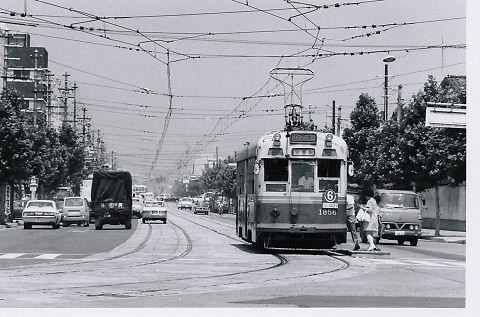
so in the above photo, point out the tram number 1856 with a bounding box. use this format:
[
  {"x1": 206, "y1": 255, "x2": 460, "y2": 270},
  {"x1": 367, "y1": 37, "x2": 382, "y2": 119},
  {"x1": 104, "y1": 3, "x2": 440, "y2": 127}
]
[{"x1": 320, "y1": 209, "x2": 337, "y2": 216}]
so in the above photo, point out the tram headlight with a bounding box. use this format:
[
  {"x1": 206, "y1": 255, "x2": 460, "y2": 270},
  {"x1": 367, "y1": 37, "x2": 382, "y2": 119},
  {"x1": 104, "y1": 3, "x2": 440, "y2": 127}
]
[
  {"x1": 325, "y1": 133, "x2": 333, "y2": 148},
  {"x1": 273, "y1": 133, "x2": 281, "y2": 147}
]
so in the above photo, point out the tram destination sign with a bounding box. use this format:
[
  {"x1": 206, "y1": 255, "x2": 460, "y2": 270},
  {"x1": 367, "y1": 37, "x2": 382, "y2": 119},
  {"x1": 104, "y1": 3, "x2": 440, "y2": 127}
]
[{"x1": 290, "y1": 133, "x2": 317, "y2": 145}]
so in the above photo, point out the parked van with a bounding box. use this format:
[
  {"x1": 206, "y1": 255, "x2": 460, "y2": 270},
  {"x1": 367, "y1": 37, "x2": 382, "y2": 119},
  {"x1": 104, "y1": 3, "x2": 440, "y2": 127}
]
[
  {"x1": 62, "y1": 197, "x2": 90, "y2": 227},
  {"x1": 376, "y1": 189, "x2": 422, "y2": 246}
]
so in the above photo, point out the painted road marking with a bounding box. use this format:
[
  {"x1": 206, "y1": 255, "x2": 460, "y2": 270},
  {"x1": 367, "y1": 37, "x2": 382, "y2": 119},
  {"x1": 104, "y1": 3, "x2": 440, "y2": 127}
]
[
  {"x1": 367, "y1": 258, "x2": 465, "y2": 268},
  {"x1": 34, "y1": 253, "x2": 62, "y2": 259},
  {"x1": 0, "y1": 253, "x2": 91, "y2": 260},
  {"x1": 0, "y1": 253, "x2": 25, "y2": 259}
]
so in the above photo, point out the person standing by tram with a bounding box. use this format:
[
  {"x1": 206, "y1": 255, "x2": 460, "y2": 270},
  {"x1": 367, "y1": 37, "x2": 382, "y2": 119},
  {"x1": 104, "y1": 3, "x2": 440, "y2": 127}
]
[
  {"x1": 360, "y1": 191, "x2": 382, "y2": 251},
  {"x1": 346, "y1": 194, "x2": 361, "y2": 251}
]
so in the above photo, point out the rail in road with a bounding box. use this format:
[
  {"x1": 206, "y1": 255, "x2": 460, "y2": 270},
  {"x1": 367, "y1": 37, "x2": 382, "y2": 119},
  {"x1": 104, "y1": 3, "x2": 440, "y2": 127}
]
[{"x1": 0, "y1": 205, "x2": 373, "y2": 307}]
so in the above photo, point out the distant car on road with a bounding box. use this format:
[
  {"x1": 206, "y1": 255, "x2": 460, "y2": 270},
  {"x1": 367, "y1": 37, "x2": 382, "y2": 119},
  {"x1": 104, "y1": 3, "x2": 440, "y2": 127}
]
[
  {"x1": 62, "y1": 197, "x2": 90, "y2": 227},
  {"x1": 194, "y1": 200, "x2": 209, "y2": 215},
  {"x1": 142, "y1": 200, "x2": 167, "y2": 224},
  {"x1": 22, "y1": 200, "x2": 61, "y2": 229},
  {"x1": 132, "y1": 197, "x2": 143, "y2": 218},
  {"x1": 178, "y1": 197, "x2": 194, "y2": 210}
]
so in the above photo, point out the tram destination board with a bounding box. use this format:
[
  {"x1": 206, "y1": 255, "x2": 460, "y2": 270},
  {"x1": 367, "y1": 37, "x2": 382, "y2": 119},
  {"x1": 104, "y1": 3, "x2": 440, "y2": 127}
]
[{"x1": 290, "y1": 133, "x2": 317, "y2": 144}]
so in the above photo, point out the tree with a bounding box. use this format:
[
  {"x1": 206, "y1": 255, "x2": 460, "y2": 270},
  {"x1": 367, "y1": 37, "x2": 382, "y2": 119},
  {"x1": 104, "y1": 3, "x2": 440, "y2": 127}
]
[
  {"x1": 201, "y1": 160, "x2": 236, "y2": 199},
  {"x1": 343, "y1": 93, "x2": 381, "y2": 185}
]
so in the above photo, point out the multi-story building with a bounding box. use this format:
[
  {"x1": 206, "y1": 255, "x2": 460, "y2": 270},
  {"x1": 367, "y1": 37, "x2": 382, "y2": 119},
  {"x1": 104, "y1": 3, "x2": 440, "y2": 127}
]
[{"x1": 3, "y1": 32, "x2": 50, "y2": 124}]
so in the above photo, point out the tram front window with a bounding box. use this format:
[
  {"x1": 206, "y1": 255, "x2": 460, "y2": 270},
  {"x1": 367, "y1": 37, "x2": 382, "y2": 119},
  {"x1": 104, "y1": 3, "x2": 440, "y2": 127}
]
[
  {"x1": 292, "y1": 161, "x2": 314, "y2": 192},
  {"x1": 317, "y1": 159, "x2": 341, "y2": 192},
  {"x1": 264, "y1": 159, "x2": 288, "y2": 181}
]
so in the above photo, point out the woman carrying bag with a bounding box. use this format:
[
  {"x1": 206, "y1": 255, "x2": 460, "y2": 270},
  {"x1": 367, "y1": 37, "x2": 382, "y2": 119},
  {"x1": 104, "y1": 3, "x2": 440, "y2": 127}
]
[{"x1": 359, "y1": 191, "x2": 382, "y2": 251}]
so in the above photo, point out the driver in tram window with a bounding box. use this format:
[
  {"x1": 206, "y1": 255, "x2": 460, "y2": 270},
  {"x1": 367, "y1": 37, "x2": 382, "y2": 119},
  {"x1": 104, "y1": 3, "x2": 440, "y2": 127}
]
[{"x1": 298, "y1": 170, "x2": 314, "y2": 191}]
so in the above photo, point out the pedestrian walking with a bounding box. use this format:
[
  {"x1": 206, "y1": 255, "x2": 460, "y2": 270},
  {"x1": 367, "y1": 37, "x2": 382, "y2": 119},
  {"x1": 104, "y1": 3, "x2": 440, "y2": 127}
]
[
  {"x1": 346, "y1": 194, "x2": 361, "y2": 251},
  {"x1": 359, "y1": 191, "x2": 382, "y2": 251}
]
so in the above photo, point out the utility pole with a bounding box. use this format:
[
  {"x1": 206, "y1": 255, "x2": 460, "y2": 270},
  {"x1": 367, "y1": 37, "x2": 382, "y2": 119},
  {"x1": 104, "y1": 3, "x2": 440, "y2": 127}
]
[
  {"x1": 61, "y1": 72, "x2": 70, "y2": 123},
  {"x1": 216, "y1": 146, "x2": 219, "y2": 167},
  {"x1": 331, "y1": 100, "x2": 336, "y2": 135},
  {"x1": 336, "y1": 105, "x2": 342, "y2": 136},
  {"x1": 72, "y1": 83, "x2": 77, "y2": 130},
  {"x1": 32, "y1": 49, "x2": 39, "y2": 127},
  {"x1": 397, "y1": 84, "x2": 403, "y2": 123},
  {"x1": 45, "y1": 70, "x2": 53, "y2": 126},
  {"x1": 81, "y1": 107, "x2": 87, "y2": 145}
]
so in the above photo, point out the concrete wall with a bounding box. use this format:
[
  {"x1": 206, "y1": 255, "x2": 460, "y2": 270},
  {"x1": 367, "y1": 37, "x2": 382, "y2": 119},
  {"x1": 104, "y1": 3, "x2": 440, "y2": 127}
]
[{"x1": 420, "y1": 183, "x2": 466, "y2": 231}]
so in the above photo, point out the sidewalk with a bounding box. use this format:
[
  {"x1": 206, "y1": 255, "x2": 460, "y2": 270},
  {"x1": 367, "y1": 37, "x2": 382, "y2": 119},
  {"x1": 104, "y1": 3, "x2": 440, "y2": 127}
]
[
  {"x1": 421, "y1": 228, "x2": 466, "y2": 244},
  {"x1": 0, "y1": 221, "x2": 21, "y2": 230}
]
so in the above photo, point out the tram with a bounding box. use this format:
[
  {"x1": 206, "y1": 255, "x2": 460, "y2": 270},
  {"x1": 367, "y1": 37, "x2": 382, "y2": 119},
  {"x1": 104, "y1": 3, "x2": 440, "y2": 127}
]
[{"x1": 235, "y1": 106, "x2": 350, "y2": 250}]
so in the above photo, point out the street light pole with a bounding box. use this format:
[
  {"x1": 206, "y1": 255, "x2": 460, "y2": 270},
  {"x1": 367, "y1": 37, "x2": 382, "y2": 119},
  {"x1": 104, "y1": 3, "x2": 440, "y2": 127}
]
[{"x1": 383, "y1": 55, "x2": 396, "y2": 121}]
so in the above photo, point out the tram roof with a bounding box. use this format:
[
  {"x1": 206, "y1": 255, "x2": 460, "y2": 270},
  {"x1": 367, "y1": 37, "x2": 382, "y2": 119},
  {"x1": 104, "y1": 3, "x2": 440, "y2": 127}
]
[{"x1": 235, "y1": 130, "x2": 348, "y2": 162}]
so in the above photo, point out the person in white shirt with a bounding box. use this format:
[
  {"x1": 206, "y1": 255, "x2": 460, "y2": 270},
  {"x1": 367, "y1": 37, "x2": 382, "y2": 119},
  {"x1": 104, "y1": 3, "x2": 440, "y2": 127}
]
[
  {"x1": 346, "y1": 194, "x2": 361, "y2": 251},
  {"x1": 298, "y1": 171, "x2": 314, "y2": 190}
]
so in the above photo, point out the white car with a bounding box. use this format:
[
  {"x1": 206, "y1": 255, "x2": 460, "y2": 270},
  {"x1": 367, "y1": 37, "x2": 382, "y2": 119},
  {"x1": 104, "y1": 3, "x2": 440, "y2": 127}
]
[
  {"x1": 22, "y1": 200, "x2": 62, "y2": 229},
  {"x1": 132, "y1": 197, "x2": 143, "y2": 218},
  {"x1": 142, "y1": 200, "x2": 167, "y2": 224},
  {"x1": 62, "y1": 197, "x2": 90, "y2": 227},
  {"x1": 178, "y1": 197, "x2": 194, "y2": 210}
]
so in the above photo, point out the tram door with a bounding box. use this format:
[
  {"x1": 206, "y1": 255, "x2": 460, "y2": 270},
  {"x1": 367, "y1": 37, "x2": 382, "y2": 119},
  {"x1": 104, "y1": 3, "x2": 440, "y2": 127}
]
[
  {"x1": 245, "y1": 158, "x2": 256, "y2": 241},
  {"x1": 236, "y1": 160, "x2": 248, "y2": 240}
]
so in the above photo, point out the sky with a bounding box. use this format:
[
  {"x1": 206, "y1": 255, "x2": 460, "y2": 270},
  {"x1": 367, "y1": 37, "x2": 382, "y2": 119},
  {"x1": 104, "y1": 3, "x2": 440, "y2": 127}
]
[{"x1": 0, "y1": 0, "x2": 468, "y2": 185}]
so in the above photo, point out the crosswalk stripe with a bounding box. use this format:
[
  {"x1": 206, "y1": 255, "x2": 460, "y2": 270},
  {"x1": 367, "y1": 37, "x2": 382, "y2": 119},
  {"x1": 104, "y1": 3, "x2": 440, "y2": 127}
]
[
  {"x1": 33, "y1": 254, "x2": 62, "y2": 259},
  {"x1": 0, "y1": 253, "x2": 25, "y2": 259},
  {"x1": 402, "y1": 260, "x2": 450, "y2": 267}
]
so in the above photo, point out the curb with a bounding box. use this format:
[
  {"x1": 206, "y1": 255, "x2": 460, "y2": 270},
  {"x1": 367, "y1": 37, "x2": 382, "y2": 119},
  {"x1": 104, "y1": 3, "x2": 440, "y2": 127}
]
[
  {"x1": 0, "y1": 222, "x2": 20, "y2": 230},
  {"x1": 421, "y1": 236, "x2": 466, "y2": 244}
]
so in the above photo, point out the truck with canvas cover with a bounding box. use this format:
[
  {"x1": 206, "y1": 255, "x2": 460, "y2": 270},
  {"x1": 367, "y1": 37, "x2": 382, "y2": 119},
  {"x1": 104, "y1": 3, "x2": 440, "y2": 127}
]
[{"x1": 91, "y1": 171, "x2": 133, "y2": 230}]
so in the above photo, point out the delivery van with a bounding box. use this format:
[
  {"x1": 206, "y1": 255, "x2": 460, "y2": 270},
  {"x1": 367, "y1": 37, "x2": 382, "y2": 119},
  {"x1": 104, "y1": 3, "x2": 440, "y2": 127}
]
[{"x1": 376, "y1": 189, "x2": 422, "y2": 246}]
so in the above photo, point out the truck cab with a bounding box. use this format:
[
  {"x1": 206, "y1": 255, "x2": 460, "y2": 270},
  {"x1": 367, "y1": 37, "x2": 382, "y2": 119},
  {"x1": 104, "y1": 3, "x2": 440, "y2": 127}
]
[{"x1": 377, "y1": 189, "x2": 422, "y2": 246}]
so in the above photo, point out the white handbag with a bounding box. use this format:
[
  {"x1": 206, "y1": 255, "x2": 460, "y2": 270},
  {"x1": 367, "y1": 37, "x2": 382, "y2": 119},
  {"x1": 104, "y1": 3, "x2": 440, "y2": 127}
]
[{"x1": 356, "y1": 208, "x2": 371, "y2": 222}]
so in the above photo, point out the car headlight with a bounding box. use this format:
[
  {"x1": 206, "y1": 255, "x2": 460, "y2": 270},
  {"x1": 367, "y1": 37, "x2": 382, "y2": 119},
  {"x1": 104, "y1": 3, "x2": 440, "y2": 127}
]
[
  {"x1": 385, "y1": 224, "x2": 391, "y2": 229},
  {"x1": 409, "y1": 225, "x2": 414, "y2": 230},
  {"x1": 414, "y1": 225, "x2": 419, "y2": 230}
]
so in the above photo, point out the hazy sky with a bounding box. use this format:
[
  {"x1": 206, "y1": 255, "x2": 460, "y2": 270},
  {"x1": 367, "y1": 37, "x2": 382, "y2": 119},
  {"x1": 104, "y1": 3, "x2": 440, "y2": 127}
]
[{"x1": 0, "y1": 0, "x2": 467, "y2": 184}]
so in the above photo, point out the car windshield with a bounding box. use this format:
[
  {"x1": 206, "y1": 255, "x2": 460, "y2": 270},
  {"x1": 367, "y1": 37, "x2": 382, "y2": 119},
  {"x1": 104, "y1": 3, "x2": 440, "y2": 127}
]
[
  {"x1": 379, "y1": 193, "x2": 419, "y2": 209},
  {"x1": 145, "y1": 201, "x2": 164, "y2": 207},
  {"x1": 132, "y1": 198, "x2": 141, "y2": 204},
  {"x1": 27, "y1": 201, "x2": 54, "y2": 208},
  {"x1": 181, "y1": 198, "x2": 192, "y2": 202},
  {"x1": 64, "y1": 198, "x2": 84, "y2": 206}
]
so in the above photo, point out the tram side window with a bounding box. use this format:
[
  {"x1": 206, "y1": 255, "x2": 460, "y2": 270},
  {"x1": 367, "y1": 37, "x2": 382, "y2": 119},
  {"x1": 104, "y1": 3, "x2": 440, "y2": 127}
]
[
  {"x1": 236, "y1": 161, "x2": 246, "y2": 194},
  {"x1": 263, "y1": 159, "x2": 288, "y2": 181}
]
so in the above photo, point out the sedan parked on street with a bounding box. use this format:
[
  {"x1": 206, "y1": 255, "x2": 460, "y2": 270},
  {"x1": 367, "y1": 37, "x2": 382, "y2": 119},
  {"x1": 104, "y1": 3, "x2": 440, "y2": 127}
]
[
  {"x1": 142, "y1": 200, "x2": 167, "y2": 224},
  {"x1": 22, "y1": 200, "x2": 62, "y2": 229}
]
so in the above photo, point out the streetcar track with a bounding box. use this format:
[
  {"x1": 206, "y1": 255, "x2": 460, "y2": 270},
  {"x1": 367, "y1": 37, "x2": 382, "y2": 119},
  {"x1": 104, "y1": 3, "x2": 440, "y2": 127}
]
[{"x1": 1, "y1": 208, "x2": 353, "y2": 300}]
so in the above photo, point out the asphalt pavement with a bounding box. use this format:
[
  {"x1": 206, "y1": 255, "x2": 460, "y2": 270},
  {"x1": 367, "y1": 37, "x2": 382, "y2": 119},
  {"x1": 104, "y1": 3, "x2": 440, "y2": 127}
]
[{"x1": 1, "y1": 217, "x2": 467, "y2": 244}]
